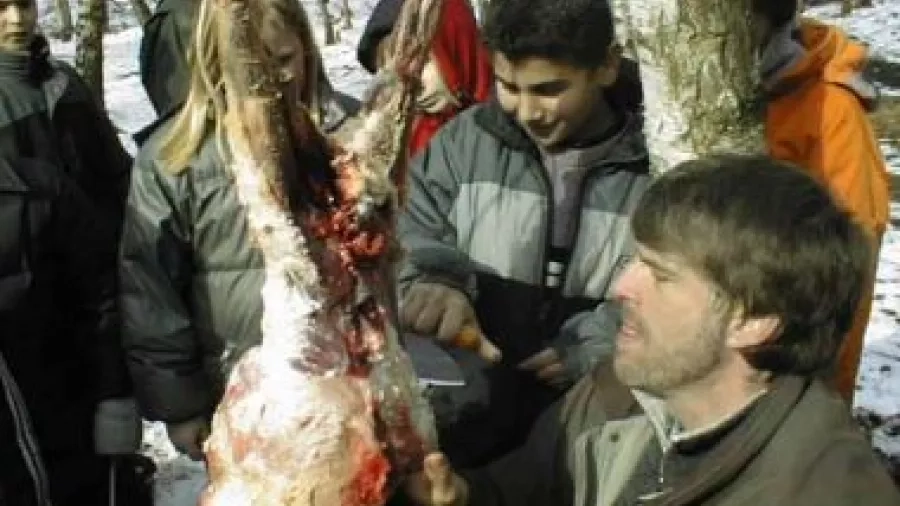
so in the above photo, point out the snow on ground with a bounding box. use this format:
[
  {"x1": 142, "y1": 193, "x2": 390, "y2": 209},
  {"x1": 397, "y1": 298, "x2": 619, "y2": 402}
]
[
  {"x1": 860, "y1": 141, "x2": 900, "y2": 459},
  {"x1": 33, "y1": 0, "x2": 900, "y2": 503},
  {"x1": 807, "y1": 0, "x2": 900, "y2": 64}
]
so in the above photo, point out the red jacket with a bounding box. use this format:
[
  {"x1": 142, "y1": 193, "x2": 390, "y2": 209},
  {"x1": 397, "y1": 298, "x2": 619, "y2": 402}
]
[{"x1": 408, "y1": 0, "x2": 493, "y2": 156}]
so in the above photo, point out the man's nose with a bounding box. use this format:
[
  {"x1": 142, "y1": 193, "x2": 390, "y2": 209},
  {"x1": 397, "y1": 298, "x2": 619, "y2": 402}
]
[{"x1": 611, "y1": 259, "x2": 641, "y2": 302}]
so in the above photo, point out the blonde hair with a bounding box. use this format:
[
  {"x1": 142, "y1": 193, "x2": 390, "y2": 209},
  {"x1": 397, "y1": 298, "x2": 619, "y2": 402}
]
[{"x1": 159, "y1": 0, "x2": 330, "y2": 173}]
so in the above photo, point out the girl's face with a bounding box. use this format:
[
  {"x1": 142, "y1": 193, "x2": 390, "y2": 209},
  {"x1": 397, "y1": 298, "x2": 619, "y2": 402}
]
[{"x1": 260, "y1": 11, "x2": 308, "y2": 107}]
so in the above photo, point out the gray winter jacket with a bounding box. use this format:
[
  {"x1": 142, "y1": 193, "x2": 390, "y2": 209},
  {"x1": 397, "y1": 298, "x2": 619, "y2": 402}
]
[
  {"x1": 399, "y1": 100, "x2": 650, "y2": 376},
  {"x1": 119, "y1": 129, "x2": 262, "y2": 423},
  {"x1": 397, "y1": 99, "x2": 649, "y2": 466}
]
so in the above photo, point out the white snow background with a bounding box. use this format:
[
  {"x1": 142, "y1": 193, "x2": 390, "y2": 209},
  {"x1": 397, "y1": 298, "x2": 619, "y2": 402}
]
[{"x1": 30, "y1": 0, "x2": 900, "y2": 503}]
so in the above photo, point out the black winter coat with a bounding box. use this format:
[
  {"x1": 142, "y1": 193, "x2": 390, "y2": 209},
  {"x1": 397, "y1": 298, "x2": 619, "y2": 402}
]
[
  {"x1": 0, "y1": 41, "x2": 133, "y2": 506},
  {"x1": 0, "y1": 40, "x2": 132, "y2": 237},
  {"x1": 0, "y1": 156, "x2": 127, "y2": 506}
]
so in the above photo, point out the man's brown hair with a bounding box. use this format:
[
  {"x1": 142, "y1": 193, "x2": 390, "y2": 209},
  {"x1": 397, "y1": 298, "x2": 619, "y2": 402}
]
[{"x1": 632, "y1": 154, "x2": 872, "y2": 376}]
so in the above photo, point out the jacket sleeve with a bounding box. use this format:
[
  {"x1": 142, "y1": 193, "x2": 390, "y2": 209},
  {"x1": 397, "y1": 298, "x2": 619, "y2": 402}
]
[
  {"x1": 57, "y1": 62, "x2": 133, "y2": 235},
  {"x1": 397, "y1": 127, "x2": 478, "y2": 299},
  {"x1": 53, "y1": 168, "x2": 131, "y2": 402},
  {"x1": 550, "y1": 301, "x2": 622, "y2": 381},
  {"x1": 463, "y1": 401, "x2": 567, "y2": 506},
  {"x1": 119, "y1": 155, "x2": 214, "y2": 423},
  {"x1": 550, "y1": 252, "x2": 633, "y2": 381}
]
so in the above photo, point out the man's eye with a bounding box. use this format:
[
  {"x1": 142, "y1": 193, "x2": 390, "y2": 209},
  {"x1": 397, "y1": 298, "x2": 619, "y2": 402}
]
[{"x1": 650, "y1": 269, "x2": 671, "y2": 283}]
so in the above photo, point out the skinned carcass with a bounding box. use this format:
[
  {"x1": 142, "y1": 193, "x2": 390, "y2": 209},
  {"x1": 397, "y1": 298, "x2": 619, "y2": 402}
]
[{"x1": 198, "y1": 0, "x2": 444, "y2": 504}]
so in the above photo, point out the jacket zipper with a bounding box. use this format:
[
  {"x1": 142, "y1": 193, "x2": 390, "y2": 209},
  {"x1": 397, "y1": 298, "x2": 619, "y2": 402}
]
[
  {"x1": 0, "y1": 352, "x2": 53, "y2": 506},
  {"x1": 532, "y1": 155, "x2": 645, "y2": 324}
]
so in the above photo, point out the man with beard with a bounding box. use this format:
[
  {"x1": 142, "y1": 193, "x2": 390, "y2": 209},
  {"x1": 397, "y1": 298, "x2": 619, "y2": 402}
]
[{"x1": 404, "y1": 154, "x2": 900, "y2": 506}]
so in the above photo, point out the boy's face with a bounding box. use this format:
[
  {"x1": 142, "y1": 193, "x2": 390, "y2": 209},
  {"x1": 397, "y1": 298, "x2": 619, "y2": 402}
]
[
  {"x1": 0, "y1": 0, "x2": 36, "y2": 54},
  {"x1": 493, "y1": 52, "x2": 618, "y2": 150}
]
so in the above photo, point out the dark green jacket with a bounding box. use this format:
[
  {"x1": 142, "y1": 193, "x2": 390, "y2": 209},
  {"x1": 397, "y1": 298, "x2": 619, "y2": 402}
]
[{"x1": 465, "y1": 367, "x2": 900, "y2": 505}]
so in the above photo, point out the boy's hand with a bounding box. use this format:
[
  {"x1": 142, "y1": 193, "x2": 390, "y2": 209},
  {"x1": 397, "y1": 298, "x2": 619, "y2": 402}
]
[{"x1": 401, "y1": 282, "x2": 501, "y2": 362}]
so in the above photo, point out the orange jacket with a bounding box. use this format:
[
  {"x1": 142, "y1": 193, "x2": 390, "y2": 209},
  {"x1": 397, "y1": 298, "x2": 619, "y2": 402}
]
[{"x1": 764, "y1": 20, "x2": 890, "y2": 237}]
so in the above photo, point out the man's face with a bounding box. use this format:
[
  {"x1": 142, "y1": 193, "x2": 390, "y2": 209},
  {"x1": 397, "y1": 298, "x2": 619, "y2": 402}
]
[
  {"x1": 0, "y1": 0, "x2": 36, "y2": 54},
  {"x1": 612, "y1": 244, "x2": 731, "y2": 396},
  {"x1": 493, "y1": 53, "x2": 617, "y2": 150}
]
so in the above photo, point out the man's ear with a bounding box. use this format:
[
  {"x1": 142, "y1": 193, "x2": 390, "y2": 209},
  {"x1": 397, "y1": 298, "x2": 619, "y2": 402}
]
[
  {"x1": 726, "y1": 314, "x2": 782, "y2": 350},
  {"x1": 594, "y1": 44, "x2": 622, "y2": 87}
]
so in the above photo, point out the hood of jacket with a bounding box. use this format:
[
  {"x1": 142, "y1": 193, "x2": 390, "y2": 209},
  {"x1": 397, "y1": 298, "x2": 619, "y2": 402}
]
[{"x1": 761, "y1": 19, "x2": 879, "y2": 111}]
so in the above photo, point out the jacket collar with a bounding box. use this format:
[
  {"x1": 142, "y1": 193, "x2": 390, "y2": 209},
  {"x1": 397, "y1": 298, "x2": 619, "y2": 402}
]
[
  {"x1": 473, "y1": 98, "x2": 648, "y2": 170},
  {"x1": 630, "y1": 376, "x2": 810, "y2": 505}
]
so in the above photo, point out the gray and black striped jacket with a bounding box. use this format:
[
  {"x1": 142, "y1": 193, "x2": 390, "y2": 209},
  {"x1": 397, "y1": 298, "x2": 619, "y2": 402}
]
[{"x1": 399, "y1": 100, "x2": 650, "y2": 375}]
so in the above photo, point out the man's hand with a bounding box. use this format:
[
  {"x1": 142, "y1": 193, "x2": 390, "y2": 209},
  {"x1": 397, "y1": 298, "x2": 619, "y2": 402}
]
[
  {"x1": 519, "y1": 348, "x2": 569, "y2": 387},
  {"x1": 400, "y1": 283, "x2": 501, "y2": 362},
  {"x1": 166, "y1": 417, "x2": 210, "y2": 461},
  {"x1": 405, "y1": 453, "x2": 469, "y2": 506}
]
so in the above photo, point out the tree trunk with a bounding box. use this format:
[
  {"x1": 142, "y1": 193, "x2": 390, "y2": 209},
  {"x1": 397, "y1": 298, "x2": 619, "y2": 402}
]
[
  {"x1": 841, "y1": 0, "x2": 854, "y2": 15},
  {"x1": 129, "y1": 0, "x2": 153, "y2": 25},
  {"x1": 75, "y1": 0, "x2": 107, "y2": 108},
  {"x1": 54, "y1": 0, "x2": 74, "y2": 41},
  {"x1": 615, "y1": 0, "x2": 765, "y2": 174},
  {"x1": 318, "y1": 0, "x2": 337, "y2": 45},
  {"x1": 341, "y1": 0, "x2": 352, "y2": 29}
]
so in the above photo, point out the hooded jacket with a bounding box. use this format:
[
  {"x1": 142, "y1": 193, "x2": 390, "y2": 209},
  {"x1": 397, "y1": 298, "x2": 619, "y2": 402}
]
[
  {"x1": 761, "y1": 19, "x2": 890, "y2": 401},
  {"x1": 762, "y1": 19, "x2": 889, "y2": 237},
  {"x1": 408, "y1": 0, "x2": 493, "y2": 156}
]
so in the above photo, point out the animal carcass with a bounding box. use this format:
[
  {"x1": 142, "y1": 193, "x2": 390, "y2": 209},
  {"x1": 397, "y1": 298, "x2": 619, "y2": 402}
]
[{"x1": 198, "y1": 0, "x2": 444, "y2": 504}]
